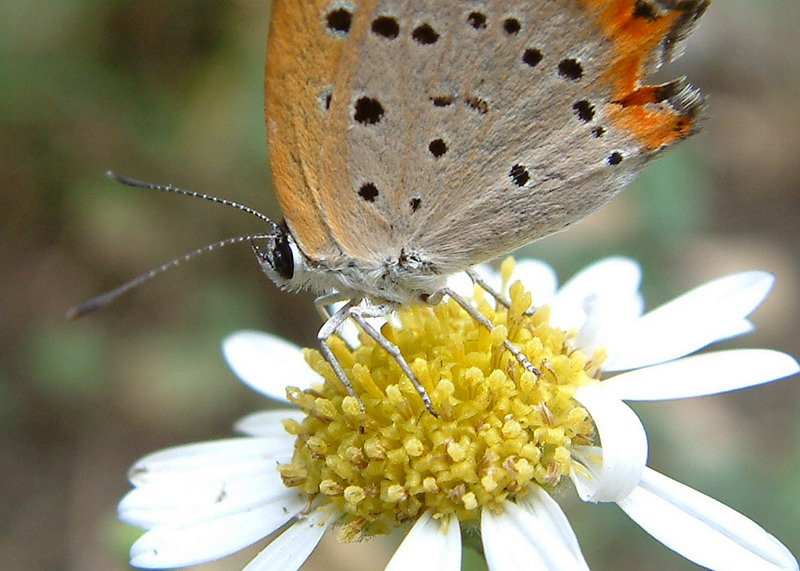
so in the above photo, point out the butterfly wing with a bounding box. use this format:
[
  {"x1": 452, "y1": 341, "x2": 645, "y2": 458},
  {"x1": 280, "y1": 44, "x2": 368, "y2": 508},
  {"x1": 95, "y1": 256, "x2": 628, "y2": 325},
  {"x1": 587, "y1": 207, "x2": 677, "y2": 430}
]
[
  {"x1": 396, "y1": 0, "x2": 710, "y2": 272},
  {"x1": 267, "y1": 0, "x2": 708, "y2": 275},
  {"x1": 265, "y1": 0, "x2": 350, "y2": 262},
  {"x1": 267, "y1": 0, "x2": 405, "y2": 266}
]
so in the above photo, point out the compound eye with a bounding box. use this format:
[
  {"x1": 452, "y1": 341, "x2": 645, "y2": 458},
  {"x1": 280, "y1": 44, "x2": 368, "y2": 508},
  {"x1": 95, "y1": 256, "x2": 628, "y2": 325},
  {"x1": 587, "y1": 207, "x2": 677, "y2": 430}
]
[{"x1": 271, "y1": 235, "x2": 294, "y2": 280}]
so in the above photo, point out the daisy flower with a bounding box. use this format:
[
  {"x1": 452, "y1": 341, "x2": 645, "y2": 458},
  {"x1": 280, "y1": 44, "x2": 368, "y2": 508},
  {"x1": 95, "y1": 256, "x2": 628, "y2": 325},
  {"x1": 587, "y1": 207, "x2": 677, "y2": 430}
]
[{"x1": 119, "y1": 257, "x2": 799, "y2": 570}]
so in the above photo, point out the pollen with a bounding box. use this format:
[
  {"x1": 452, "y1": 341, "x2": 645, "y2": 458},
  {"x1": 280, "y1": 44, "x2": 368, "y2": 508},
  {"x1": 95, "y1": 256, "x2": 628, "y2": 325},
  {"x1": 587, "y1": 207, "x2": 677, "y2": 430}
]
[{"x1": 278, "y1": 258, "x2": 601, "y2": 539}]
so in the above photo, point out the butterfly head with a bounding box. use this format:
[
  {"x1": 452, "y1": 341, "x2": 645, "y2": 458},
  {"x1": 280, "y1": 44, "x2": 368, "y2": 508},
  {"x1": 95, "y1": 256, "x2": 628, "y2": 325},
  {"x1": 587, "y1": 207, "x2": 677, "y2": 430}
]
[{"x1": 253, "y1": 223, "x2": 313, "y2": 293}]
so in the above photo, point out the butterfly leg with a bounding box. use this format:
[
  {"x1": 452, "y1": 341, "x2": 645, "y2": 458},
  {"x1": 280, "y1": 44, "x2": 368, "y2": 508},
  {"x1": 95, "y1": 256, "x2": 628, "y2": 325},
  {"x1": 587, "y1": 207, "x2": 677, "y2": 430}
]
[
  {"x1": 314, "y1": 291, "x2": 351, "y2": 322},
  {"x1": 314, "y1": 291, "x2": 361, "y2": 350},
  {"x1": 348, "y1": 304, "x2": 438, "y2": 417},
  {"x1": 317, "y1": 300, "x2": 366, "y2": 412},
  {"x1": 466, "y1": 268, "x2": 511, "y2": 309},
  {"x1": 466, "y1": 269, "x2": 540, "y2": 316},
  {"x1": 442, "y1": 287, "x2": 542, "y2": 378}
]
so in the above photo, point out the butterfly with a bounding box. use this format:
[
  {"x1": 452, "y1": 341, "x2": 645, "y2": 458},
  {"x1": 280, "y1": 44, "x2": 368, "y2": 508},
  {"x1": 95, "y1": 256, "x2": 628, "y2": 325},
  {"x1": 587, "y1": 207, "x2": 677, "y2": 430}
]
[
  {"x1": 72, "y1": 1, "x2": 709, "y2": 415},
  {"x1": 254, "y1": 1, "x2": 708, "y2": 413}
]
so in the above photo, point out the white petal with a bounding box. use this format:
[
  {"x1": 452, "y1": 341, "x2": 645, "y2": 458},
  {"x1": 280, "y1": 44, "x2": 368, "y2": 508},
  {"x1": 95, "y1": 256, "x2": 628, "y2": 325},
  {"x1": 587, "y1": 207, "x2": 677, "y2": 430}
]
[
  {"x1": 129, "y1": 437, "x2": 294, "y2": 486},
  {"x1": 510, "y1": 259, "x2": 558, "y2": 306},
  {"x1": 447, "y1": 271, "x2": 478, "y2": 297},
  {"x1": 550, "y1": 257, "x2": 642, "y2": 332},
  {"x1": 605, "y1": 271, "x2": 774, "y2": 371},
  {"x1": 243, "y1": 507, "x2": 335, "y2": 571},
  {"x1": 235, "y1": 409, "x2": 306, "y2": 437},
  {"x1": 602, "y1": 350, "x2": 800, "y2": 401},
  {"x1": 482, "y1": 499, "x2": 588, "y2": 570},
  {"x1": 571, "y1": 384, "x2": 647, "y2": 502},
  {"x1": 572, "y1": 288, "x2": 644, "y2": 358},
  {"x1": 606, "y1": 321, "x2": 753, "y2": 373},
  {"x1": 618, "y1": 468, "x2": 798, "y2": 570},
  {"x1": 385, "y1": 511, "x2": 461, "y2": 571},
  {"x1": 129, "y1": 493, "x2": 306, "y2": 568},
  {"x1": 222, "y1": 330, "x2": 320, "y2": 401},
  {"x1": 120, "y1": 468, "x2": 291, "y2": 528},
  {"x1": 514, "y1": 487, "x2": 589, "y2": 567}
]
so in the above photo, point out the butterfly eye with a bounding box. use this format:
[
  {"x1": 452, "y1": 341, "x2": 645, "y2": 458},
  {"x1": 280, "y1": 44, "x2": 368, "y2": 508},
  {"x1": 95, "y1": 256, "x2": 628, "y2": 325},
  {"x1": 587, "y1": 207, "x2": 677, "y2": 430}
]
[{"x1": 270, "y1": 234, "x2": 295, "y2": 280}]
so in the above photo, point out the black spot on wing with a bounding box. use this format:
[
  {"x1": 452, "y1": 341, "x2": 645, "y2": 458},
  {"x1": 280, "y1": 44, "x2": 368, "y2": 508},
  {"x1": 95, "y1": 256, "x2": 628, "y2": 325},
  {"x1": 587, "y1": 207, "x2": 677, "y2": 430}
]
[
  {"x1": 353, "y1": 97, "x2": 384, "y2": 125},
  {"x1": 558, "y1": 58, "x2": 583, "y2": 80},
  {"x1": 503, "y1": 18, "x2": 521, "y2": 35},
  {"x1": 431, "y1": 95, "x2": 453, "y2": 107},
  {"x1": 522, "y1": 48, "x2": 543, "y2": 68},
  {"x1": 318, "y1": 87, "x2": 333, "y2": 112},
  {"x1": 573, "y1": 100, "x2": 595, "y2": 122},
  {"x1": 358, "y1": 182, "x2": 379, "y2": 202},
  {"x1": 429, "y1": 139, "x2": 448, "y2": 158},
  {"x1": 412, "y1": 23, "x2": 439, "y2": 45},
  {"x1": 509, "y1": 164, "x2": 531, "y2": 187},
  {"x1": 465, "y1": 95, "x2": 489, "y2": 114},
  {"x1": 467, "y1": 12, "x2": 487, "y2": 30},
  {"x1": 633, "y1": 0, "x2": 659, "y2": 21},
  {"x1": 372, "y1": 16, "x2": 399, "y2": 39},
  {"x1": 325, "y1": 7, "x2": 352, "y2": 36}
]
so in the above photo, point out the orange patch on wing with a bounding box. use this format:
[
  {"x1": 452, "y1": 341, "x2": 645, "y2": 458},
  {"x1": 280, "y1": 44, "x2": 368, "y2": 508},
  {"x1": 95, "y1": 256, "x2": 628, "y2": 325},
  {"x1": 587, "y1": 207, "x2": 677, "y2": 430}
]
[
  {"x1": 616, "y1": 85, "x2": 670, "y2": 107},
  {"x1": 265, "y1": 0, "x2": 345, "y2": 258},
  {"x1": 579, "y1": 0, "x2": 696, "y2": 151},
  {"x1": 606, "y1": 104, "x2": 694, "y2": 151}
]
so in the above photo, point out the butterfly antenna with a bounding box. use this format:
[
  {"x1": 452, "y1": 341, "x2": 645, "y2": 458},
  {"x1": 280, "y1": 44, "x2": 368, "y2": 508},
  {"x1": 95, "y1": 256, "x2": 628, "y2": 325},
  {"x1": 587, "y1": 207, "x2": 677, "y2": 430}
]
[
  {"x1": 68, "y1": 172, "x2": 282, "y2": 319},
  {"x1": 106, "y1": 171, "x2": 281, "y2": 233},
  {"x1": 66, "y1": 233, "x2": 271, "y2": 319}
]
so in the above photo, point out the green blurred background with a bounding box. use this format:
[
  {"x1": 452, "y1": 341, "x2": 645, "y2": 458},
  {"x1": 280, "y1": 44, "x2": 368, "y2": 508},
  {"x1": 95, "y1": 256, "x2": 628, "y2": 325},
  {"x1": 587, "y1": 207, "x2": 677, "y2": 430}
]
[{"x1": 2, "y1": 0, "x2": 798, "y2": 569}]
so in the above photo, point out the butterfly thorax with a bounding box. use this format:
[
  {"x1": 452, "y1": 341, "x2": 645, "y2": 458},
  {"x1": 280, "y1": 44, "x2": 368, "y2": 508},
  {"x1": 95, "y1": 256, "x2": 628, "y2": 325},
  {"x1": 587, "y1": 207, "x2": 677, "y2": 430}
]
[{"x1": 257, "y1": 227, "x2": 446, "y2": 306}]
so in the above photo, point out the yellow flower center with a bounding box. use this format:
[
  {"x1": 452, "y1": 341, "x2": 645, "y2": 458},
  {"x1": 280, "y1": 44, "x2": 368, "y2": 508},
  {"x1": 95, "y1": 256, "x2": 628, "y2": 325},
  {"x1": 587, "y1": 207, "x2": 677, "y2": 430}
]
[{"x1": 278, "y1": 259, "x2": 603, "y2": 541}]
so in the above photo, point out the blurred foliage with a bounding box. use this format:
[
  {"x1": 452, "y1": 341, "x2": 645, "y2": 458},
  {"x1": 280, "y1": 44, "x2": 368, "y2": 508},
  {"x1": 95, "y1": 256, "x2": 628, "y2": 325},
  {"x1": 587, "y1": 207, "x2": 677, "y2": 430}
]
[{"x1": 2, "y1": 1, "x2": 799, "y2": 569}]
